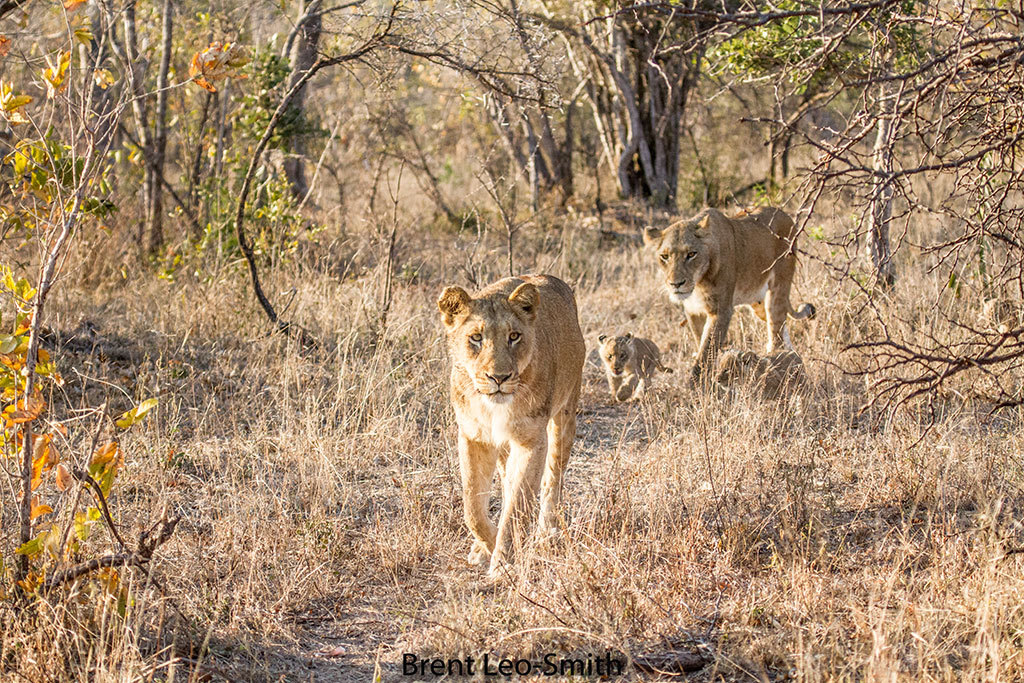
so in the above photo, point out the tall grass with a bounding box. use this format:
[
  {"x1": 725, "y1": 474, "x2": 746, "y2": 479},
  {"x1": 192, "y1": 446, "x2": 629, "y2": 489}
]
[{"x1": 2, "y1": 208, "x2": 1023, "y2": 681}]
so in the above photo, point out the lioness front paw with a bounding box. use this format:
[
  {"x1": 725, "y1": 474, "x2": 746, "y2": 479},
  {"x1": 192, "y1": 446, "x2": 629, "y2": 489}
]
[
  {"x1": 486, "y1": 555, "x2": 512, "y2": 582},
  {"x1": 467, "y1": 540, "x2": 492, "y2": 566},
  {"x1": 687, "y1": 364, "x2": 702, "y2": 389},
  {"x1": 538, "y1": 510, "x2": 564, "y2": 538}
]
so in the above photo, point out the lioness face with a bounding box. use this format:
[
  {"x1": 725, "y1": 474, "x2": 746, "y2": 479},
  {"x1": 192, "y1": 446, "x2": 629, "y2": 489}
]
[
  {"x1": 643, "y1": 223, "x2": 710, "y2": 304},
  {"x1": 598, "y1": 334, "x2": 633, "y2": 375},
  {"x1": 438, "y1": 283, "x2": 539, "y2": 402}
]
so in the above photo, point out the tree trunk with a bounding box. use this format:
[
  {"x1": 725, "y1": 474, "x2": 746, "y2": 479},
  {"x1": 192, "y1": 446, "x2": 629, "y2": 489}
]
[
  {"x1": 869, "y1": 86, "x2": 896, "y2": 289},
  {"x1": 147, "y1": 0, "x2": 173, "y2": 254},
  {"x1": 282, "y1": 0, "x2": 323, "y2": 201},
  {"x1": 556, "y1": 8, "x2": 706, "y2": 211},
  {"x1": 868, "y1": 36, "x2": 897, "y2": 290},
  {"x1": 121, "y1": 0, "x2": 151, "y2": 247}
]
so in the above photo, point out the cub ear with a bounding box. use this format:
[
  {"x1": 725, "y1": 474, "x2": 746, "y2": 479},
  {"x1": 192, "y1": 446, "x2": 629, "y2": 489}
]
[
  {"x1": 597, "y1": 334, "x2": 607, "y2": 344},
  {"x1": 508, "y1": 282, "x2": 539, "y2": 321},
  {"x1": 622, "y1": 332, "x2": 632, "y2": 340},
  {"x1": 437, "y1": 286, "x2": 471, "y2": 328},
  {"x1": 642, "y1": 226, "x2": 664, "y2": 246}
]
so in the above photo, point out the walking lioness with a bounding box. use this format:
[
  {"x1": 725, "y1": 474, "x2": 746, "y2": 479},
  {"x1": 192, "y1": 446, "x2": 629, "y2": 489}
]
[
  {"x1": 643, "y1": 207, "x2": 815, "y2": 383},
  {"x1": 437, "y1": 274, "x2": 585, "y2": 578}
]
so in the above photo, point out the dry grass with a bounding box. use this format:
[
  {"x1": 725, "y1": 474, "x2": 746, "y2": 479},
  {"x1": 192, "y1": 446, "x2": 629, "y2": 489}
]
[{"x1": 3, "y1": 210, "x2": 1024, "y2": 682}]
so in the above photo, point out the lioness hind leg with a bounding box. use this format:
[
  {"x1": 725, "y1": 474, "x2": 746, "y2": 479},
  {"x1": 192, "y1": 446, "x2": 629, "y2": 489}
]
[
  {"x1": 538, "y1": 402, "x2": 577, "y2": 535},
  {"x1": 459, "y1": 434, "x2": 498, "y2": 565},
  {"x1": 765, "y1": 260, "x2": 797, "y2": 352}
]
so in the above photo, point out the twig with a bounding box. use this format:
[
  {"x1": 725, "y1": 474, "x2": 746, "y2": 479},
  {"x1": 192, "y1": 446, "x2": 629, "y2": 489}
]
[{"x1": 72, "y1": 467, "x2": 131, "y2": 553}]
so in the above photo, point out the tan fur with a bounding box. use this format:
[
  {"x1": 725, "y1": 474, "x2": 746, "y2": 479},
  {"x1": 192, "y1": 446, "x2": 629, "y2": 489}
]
[
  {"x1": 437, "y1": 274, "x2": 585, "y2": 578},
  {"x1": 643, "y1": 207, "x2": 815, "y2": 384},
  {"x1": 597, "y1": 333, "x2": 671, "y2": 401},
  {"x1": 716, "y1": 349, "x2": 807, "y2": 400}
]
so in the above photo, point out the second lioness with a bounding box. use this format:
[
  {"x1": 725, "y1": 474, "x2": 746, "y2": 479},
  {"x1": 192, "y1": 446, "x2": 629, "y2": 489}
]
[
  {"x1": 598, "y1": 333, "x2": 671, "y2": 401},
  {"x1": 643, "y1": 207, "x2": 815, "y2": 382}
]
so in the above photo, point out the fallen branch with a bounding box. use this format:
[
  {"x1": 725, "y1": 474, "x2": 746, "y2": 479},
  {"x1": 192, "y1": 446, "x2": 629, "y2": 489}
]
[{"x1": 44, "y1": 515, "x2": 179, "y2": 591}]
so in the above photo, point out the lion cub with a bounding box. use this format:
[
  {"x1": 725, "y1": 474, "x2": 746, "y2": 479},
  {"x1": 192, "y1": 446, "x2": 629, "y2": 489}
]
[
  {"x1": 716, "y1": 349, "x2": 806, "y2": 399},
  {"x1": 598, "y1": 333, "x2": 672, "y2": 401},
  {"x1": 438, "y1": 274, "x2": 585, "y2": 578}
]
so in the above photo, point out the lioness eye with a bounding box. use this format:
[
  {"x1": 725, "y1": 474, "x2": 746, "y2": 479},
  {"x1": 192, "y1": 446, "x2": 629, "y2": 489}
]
[
  {"x1": 659, "y1": 253, "x2": 670, "y2": 263},
  {"x1": 686, "y1": 250, "x2": 697, "y2": 260},
  {"x1": 509, "y1": 331, "x2": 521, "y2": 343},
  {"x1": 469, "y1": 333, "x2": 482, "y2": 344}
]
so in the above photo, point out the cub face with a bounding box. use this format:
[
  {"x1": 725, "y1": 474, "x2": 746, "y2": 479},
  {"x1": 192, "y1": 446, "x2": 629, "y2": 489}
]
[
  {"x1": 437, "y1": 282, "x2": 539, "y2": 403},
  {"x1": 643, "y1": 221, "x2": 711, "y2": 304},
  {"x1": 598, "y1": 333, "x2": 634, "y2": 376}
]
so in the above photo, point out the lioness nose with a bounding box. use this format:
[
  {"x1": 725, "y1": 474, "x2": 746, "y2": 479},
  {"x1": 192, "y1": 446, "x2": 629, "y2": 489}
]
[
  {"x1": 671, "y1": 279, "x2": 688, "y2": 288},
  {"x1": 487, "y1": 373, "x2": 512, "y2": 385}
]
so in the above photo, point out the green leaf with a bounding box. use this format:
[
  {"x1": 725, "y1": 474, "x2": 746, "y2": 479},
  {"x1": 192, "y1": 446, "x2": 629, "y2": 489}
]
[
  {"x1": 115, "y1": 397, "x2": 158, "y2": 429},
  {"x1": 16, "y1": 531, "x2": 47, "y2": 556},
  {"x1": 75, "y1": 507, "x2": 102, "y2": 542}
]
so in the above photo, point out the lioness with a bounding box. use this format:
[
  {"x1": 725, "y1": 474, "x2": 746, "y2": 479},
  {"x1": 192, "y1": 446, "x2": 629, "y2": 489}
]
[
  {"x1": 716, "y1": 349, "x2": 807, "y2": 400},
  {"x1": 437, "y1": 274, "x2": 585, "y2": 578},
  {"x1": 597, "y1": 332, "x2": 671, "y2": 401},
  {"x1": 643, "y1": 207, "x2": 815, "y2": 382}
]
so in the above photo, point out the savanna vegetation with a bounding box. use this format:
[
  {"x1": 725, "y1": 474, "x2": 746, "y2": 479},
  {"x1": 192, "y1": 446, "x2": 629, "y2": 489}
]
[{"x1": 1, "y1": 0, "x2": 1023, "y2": 680}]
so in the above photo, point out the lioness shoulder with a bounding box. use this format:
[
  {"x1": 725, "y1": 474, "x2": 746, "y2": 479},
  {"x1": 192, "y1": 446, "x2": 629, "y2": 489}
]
[{"x1": 437, "y1": 274, "x2": 585, "y2": 577}]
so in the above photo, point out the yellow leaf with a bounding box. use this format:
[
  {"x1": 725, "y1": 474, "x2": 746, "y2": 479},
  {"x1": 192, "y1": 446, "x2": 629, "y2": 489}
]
[
  {"x1": 15, "y1": 571, "x2": 40, "y2": 594},
  {"x1": 43, "y1": 51, "x2": 71, "y2": 98},
  {"x1": 30, "y1": 501, "x2": 52, "y2": 519},
  {"x1": 91, "y1": 441, "x2": 119, "y2": 467},
  {"x1": 74, "y1": 27, "x2": 93, "y2": 45},
  {"x1": 4, "y1": 94, "x2": 31, "y2": 111},
  {"x1": 115, "y1": 397, "x2": 158, "y2": 429},
  {"x1": 63, "y1": 0, "x2": 88, "y2": 10},
  {"x1": 93, "y1": 68, "x2": 115, "y2": 89}
]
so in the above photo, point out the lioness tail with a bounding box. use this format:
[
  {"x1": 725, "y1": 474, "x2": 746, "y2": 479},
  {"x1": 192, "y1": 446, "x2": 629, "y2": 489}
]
[{"x1": 789, "y1": 303, "x2": 816, "y2": 320}]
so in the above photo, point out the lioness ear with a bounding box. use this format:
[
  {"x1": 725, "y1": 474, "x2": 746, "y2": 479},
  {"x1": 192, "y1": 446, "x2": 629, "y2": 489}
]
[
  {"x1": 694, "y1": 215, "x2": 712, "y2": 238},
  {"x1": 623, "y1": 332, "x2": 632, "y2": 340},
  {"x1": 642, "y1": 226, "x2": 664, "y2": 246},
  {"x1": 597, "y1": 334, "x2": 607, "y2": 344},
  {"x1": 508, "y1": 282, "x2": 539, "y2": 321},
  {"x1": 437, "y1": 286, "x2": 471, "y2": 328}
]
